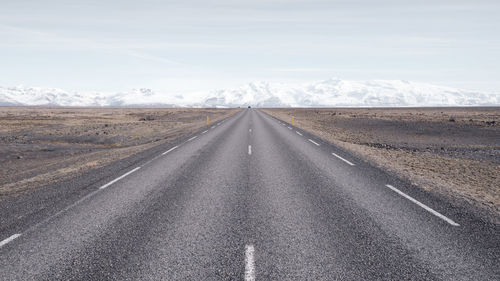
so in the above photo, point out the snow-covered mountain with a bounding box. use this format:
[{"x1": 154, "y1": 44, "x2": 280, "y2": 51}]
[
  {"x1": 203, "y1": 79, "x2": 499, "y2": 107},
  {"x1": 1, "y1": 79, "x2": 499, "y2": 107},
  {"x1": 0, "y1": 87, "x2": 181, "y2": 107}
]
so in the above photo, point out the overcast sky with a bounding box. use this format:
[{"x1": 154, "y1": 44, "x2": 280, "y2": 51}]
[{"x1": 1, "y1": 0, "x2": 499, "y2": 93}]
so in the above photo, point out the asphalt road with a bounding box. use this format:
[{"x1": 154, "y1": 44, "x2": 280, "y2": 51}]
[{"x1": 0, "y1": 108, "x2": 499, "y2": 280}]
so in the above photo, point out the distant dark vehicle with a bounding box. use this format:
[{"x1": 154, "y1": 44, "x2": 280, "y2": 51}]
[{"x1": 248, "y1": 106, "x2": 251, "y2": 108}]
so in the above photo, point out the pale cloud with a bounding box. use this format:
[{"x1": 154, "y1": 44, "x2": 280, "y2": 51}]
[
  {"x1": 0, "y1": 24, "x2": 184, "y2": 65},
  {"x1": 0, "y1": 0, "x2": 499, "y2": 93},
  {"x1": 272, "y1": 68, "x2": 335, "y2": 73}
]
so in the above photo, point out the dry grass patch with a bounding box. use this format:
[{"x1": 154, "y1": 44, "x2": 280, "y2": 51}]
[
  {"x1": 262, "y1": 107, "x2": 500, "y2": 220},
  {"x1": 0, "y1": 107, "x2": 240, "y2": 197}
]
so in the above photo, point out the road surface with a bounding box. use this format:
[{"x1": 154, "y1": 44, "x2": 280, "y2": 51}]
[{"x1": 1, "y1": 109, "x2": 499, "y2": 280}]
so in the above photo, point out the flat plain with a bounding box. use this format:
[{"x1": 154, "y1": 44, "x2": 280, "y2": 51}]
[
  {"x1": 262, "y1": 107, "x2": 500, "y2": 221},
  {"x1": 0, "y1": 107, "x2": 239, "y2": 198},
  {"x1": 1, "y1": 108, "x2": 499, "y2": 280}
]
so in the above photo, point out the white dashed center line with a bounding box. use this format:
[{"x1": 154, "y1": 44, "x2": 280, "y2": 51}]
[
  {"x1": 0, "y1": 234, "x2": 21, "y2": 248},
  {"x1": 245, "y1": 244, "x2": 256, "y2": 281},
  {"x1": 248, "y1": 145, "x2": 252, "y2": 155},
  {"x1": 385, "y1": 184, "x2": 459, "y2": 226},
  {"x1": 187, "y1": 136, "x2": 197, "y2": 141},
  {"x1": 331, "y1": 152, "x2": 355, "y2": 166},
  {"x1": 99, "y1": 167, "x2": 141, "y2": 190},
  {"x1": 296, "y1": 131, "x2": 303, "y2": 136},
  {"x1": 287, "y1": 126, "x2": 292, "y2": 130},
  {"x1": 308, "y1": 139, "x2": 320, "y2": 146}
]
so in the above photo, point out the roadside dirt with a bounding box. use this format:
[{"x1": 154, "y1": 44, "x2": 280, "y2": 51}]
[
  {"x1": 262, "y1": 108, "x2": 500, "y2": 221},
  {"x1": 0, "y1": 107, "x2": 239, "y2": 198}
]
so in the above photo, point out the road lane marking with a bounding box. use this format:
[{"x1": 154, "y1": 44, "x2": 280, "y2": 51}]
[
  {"x1": 308, "y1": 139, "x2": 320, "y2": 146},
  {"x1": 99, "y1": 167, "x2": 141, "y2": 190},
  {"x1": 245, "y1": 245, "x2": 255, "y2": 281},
  {"x1": 331, "y1": 152, "x2": 355, "y2": 166},
  {"x1": 202, "y1": 130, "x2": 208, "y2": 134},
  {"x1": 248, "y1": 145, "x2": 252, "y2": 155},
  {"x1": 162, "y1": 145, "x2": 178, "y2": 155},
  {"x1": 249, "y1": 129, "x2": 252, "y2": 132},
  {"x1": 187, "y1": 136, "x2": 197, "y2": 141},
  {"x1": 385, "y1": 184, "x2": 459, "y2": 226},
  {"x1": 211, "y1": 126, "x2": 216, "y2": 129},
  {"x1": 0, "y1": 234, "x2": 21, "y2": 248},
  {"x1": 296, "y1": 131, "x2": 303, "y2": 136},
  {"x1": 288, "y1": 126, "x2": 292, "y2": 130},
  {"x1": 217, "y1": 122, "x2": 221, "y2": 125}
]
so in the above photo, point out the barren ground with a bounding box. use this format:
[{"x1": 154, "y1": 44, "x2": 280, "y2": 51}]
[
  {"x1": 0, "y1": 107, "x2": 239, "y2": 198},
  {"x1": 261, "y1": 107, "x2": 500, "y2": 221}
]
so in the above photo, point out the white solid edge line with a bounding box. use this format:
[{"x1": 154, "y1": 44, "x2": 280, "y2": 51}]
[
  {"x1": 162, "y1": 145, "x2": 179, "y2": 155},
  {"x1": 0, "y1": 234, "x2": 21, "y2": 248},
  {"x1": 331, "y1": 152, "x2": 355, "y2": 166},
  {"x1": 245, "y1": 244, "x2": 256, "y2": 281},
  {"x1": 187, "y1": 136, "x2": 197, "y2": 141},
  {"x1": 202, "y1": 130, "x2": 208, "y2": 134},
  {"x1": 248, "y1": 145, "x2": 252, "y2": 155},
  {"x1": 99, "y1": 167, "x2": 141, "y2": 190},
  {"x1": 385, "y1": 184, "x2": 460, "y2": 226},
  {"x1": 308, "y1": 139, "x2": 320, "y2": 146},
  {"x1": 296, "y1": 131, "x2": 303, "y2": 136}
]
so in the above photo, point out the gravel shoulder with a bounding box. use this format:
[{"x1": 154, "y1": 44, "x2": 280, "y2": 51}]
[
  {"x1": 0, "y1": 107, "x2": 239, "y2": 199},
  {"x1": 261, "y1": 107, "x2": 500, "y2": 222}
]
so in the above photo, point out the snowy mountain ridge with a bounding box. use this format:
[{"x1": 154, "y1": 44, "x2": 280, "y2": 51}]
[
  {"x1": 0, "y1": 87, "x2": 180, "y2": 107},
  {"x1": 1, "y1": 79, "x2": 498, "y2": 107},
  {"x1": 205, "y1": 79, "x2": 499, "y2": 107}
]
